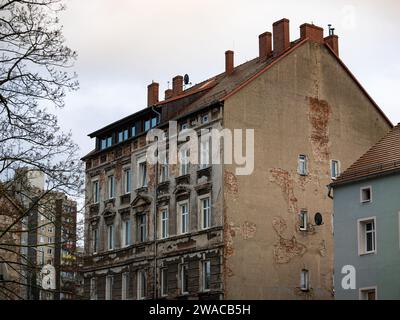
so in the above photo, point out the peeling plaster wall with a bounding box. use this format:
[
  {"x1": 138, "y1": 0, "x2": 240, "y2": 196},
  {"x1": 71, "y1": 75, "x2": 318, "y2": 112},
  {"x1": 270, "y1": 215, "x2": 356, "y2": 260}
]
[{"x1": 222, "y1": 41, "x2": 391, "y2": 299}]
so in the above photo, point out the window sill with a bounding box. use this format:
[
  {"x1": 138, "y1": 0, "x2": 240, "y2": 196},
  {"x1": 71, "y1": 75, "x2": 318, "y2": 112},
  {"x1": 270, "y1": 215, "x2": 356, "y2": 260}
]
[{"x1": 359, "y1": 251, "x2": 376, "y2": 256}]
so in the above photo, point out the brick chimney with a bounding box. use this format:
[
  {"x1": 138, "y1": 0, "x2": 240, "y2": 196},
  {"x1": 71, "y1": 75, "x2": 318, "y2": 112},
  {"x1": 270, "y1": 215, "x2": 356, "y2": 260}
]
[
  {"x1": 147, "y1": 81, "x2": 159, "y2": 107},
  {"x1": 225, "y1": 50, "x2": 234, "y2": 75},
  {"x1": 300, "y1": 23, "x2": 324, "y2": 44},
  {"x1": 172, "y1": 75, "x2": 183, "y2": 97},
  {"x1": 165, "y1": 89, "x2": 173, "y2": 100},
  {"x1": 259, "y1": 31, "x2": 272, "y2": 61},
  {"x1": 324, "y1": 35, "x2": 339, "y2": 56},
  {"x1": 273, "y1": 18, "x2": 290, "y2": 56}
]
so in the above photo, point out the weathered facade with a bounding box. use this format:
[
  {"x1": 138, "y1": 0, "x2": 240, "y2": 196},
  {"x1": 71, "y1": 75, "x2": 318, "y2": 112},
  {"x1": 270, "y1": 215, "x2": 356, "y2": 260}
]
[{"x1": 81, "y1": 19, "x2": 392, "y2": 299}]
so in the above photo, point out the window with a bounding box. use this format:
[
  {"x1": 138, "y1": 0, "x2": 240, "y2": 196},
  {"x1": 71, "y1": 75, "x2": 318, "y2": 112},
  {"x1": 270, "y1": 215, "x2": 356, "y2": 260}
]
[
  {"x1": 123, "y1": 129, "x2": 129, "y2": 141},
  {"x1": 101, "y1": 138, "x2": 107, "y2": 150},
  {"x1": 298, "y1": 155, "x2": 308, "y2": 175},
  {"x1": 180, "y1": 148, "x2": 190, "y2": 176},
  {"x1": 202, "y1": 260, "x2": 211, "y2": 291},
  {"x1": 160, "y1": 154, "x2": 169, "y2": 183},
  {"x1": 160, "y1": 208, "x2": 169, "y2": 239},
  {"x1": 137, "y1": 270, "x2": 146, "y2": 300},
  {"x1": 131, "y1": 125, "x2": 136, "y2": 137},
  {"x1": 107, "y1": 136, "x2": 112, "y2": 147},
  {"x1": 107, "y1": 224, "x2": 114, "y2": 250},
  {"x1": 144, "y1": 120, "x2": 151, "y2": 131},
  {"x1": 360, "y1": 287, "x2": 377, "y2": 300},
  {"x1": 118, "y1": 131, "x2": 123, "y2": 143},
  {"x1": 178, "y1": 202, "x2": 189, "y2": 234},
  {"x1": 299, "y1": 210, "x2": 308, "y2": 231},
  {"x1": 124, "y1": 169, "x2": 131, "y2": 194},
  {"x1": 121, "y1": 273, "x2": 129, "y2": 300},
  {"x1": 360, "y1": 186, "x2": 372, "y2": 203},
  {"x1": 358, "y1": 218, "x2": 376, "y2": 255},
  {"x1": 92, "y1": 227, "x2": 98, "y2": 253},
  {"x1": 93, "y1": 180, "x2": 99, "y2": 204},
  {"x1": 160, "y1": 268, "x2": 168, "y2": 297},
  {"x1": 300, "y1": 269, "x2": 309, "y2": 291},
  {"x1": 200, "y1": 196, "x2": 211, "y2": 229},
  {"x1": 199, "y1": 138, "x2": 210, "y2": 169},
  {"x1": 180, "y1": 264, "x2": 189, "y2": 295},
  {"x1": 48, "y1": 227, "x2": 53, "y2": 233},
  {"x1": 47, "y1": 248, "x2": 52, "y2": 254},
  {"x1": 201, "y1": 114, "x2": 209, "y2": 124},
  {"x1": 48, "y1": 237, "x2": 52, "y2": 244},
  {"x1": 121, "y1": 219, "x2": 131, "y2": 247},
  {"x1": 331, "y1": 160, "x2": 340, "y2": 179},
  {"x1": 151, "y1": 117, "x2": 158, "y2": 128},
  {"x1": 90, "y1": 278, "x2": 97, "y2": 300},
  {"x1": 138, "y1": 161, "x2": 147, "y2": 188},
  {"x1": 105, "y1": 275, "x2": 113, "y2": 300},
  {"x1": 107, "y1": 175, "x2": 115, "y2": 199},
  {"x1": 138, "y1": 214, "x2": 147, "y2": 242}
]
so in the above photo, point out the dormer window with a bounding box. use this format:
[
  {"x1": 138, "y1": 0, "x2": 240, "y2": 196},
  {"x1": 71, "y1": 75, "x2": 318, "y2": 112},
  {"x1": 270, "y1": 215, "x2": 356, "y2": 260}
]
[
  {"x1": 151, "y1": 117, "x2": 158, "y2": 128},
  {"x1": 100, "y1": 136, "x2": 113, "y2": 150},
  {"x1": 132, "y1": 125, "x2": 136, "y2": 137}
]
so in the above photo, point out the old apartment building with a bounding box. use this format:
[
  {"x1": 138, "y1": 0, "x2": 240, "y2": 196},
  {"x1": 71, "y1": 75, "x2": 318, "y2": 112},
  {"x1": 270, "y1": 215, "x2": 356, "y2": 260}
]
[{"x1": 81, "y1": 18, "x2": 392, "y2": 299}]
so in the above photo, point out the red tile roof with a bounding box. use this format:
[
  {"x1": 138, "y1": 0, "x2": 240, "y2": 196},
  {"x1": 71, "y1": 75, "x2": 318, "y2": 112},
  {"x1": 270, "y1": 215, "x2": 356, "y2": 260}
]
[{"x1": 331, "y1": 124, "x2": 400, "y2": 186}]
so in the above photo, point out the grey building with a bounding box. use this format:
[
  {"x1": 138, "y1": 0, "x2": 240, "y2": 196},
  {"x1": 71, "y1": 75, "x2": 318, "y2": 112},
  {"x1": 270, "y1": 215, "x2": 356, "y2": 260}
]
[{"x1": 331, "y1": 124, "x2": 400, "y2": 300}]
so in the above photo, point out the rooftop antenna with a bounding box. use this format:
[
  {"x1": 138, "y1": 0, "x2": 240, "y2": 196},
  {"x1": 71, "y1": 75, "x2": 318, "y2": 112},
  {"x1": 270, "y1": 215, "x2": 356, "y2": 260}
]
[{"x1": 328, "y1": 24, "x2": 335, "y2": 36}]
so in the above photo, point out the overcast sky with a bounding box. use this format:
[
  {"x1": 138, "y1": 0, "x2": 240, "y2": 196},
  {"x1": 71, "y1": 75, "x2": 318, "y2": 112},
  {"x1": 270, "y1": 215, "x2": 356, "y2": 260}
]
[{"x1": 57, "y1": 0, "x2": 400, "y2": 158}]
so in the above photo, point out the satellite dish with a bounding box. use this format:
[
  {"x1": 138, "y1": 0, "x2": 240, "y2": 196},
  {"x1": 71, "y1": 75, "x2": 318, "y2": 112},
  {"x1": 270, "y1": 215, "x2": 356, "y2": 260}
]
[
  {"x1": 314, "y1": 212, "x2": 323, "y2": 226},
  {"x1": 184, "y1": 74, "x2": 190, "y2": 85}
]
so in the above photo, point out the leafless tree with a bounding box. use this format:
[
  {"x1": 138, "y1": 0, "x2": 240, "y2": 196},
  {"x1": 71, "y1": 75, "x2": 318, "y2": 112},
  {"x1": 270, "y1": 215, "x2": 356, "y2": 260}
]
[{"x1": 0, "y1": 0, "x2": 84, "y2": 299}]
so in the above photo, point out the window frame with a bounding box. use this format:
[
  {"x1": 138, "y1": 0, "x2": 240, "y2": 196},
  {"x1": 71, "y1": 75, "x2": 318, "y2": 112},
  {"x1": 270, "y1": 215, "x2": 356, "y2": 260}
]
[
  {"x1": 198, "y1": 194, "x2": 211, "y2": 230},
  {"x1": 105, "y1": 275, "x2": 113, "y2": 300},
  {"x1": 360, "y1": 186, "x2": 372, "y2": 203},
  {"x1": 160, "y1": 267, "x2": 168, "y2": 297},
  {"x1": 358, "y1": 217, "x2": 377, "y2": 255},
  {"x1": 107, "y1": 175, "x2": 115, "y2": 199},
  {"x1": 330, "y1": 159, "x2": 340, "y2": 179},
  {"x1": 92, "y1": 227, "x2": 98, "y2": 254},
  {"x1": 124, "y1": 168, "x2": 132, "y2": 194},
  {"x1": 90, "y1": 278, "x2": 97, "y2": 300},
  {"x1": 92, "y1": 180, "x2": 99, "y2": 204},
  {"x1": 107, "y1": 224, "x2": 114, "y2": 251},
  {"x1": 179, "y1": 148, "x2": 190, "y2": 176},
  {"x1": 177, "y1": 200, "x2": 189, "y2": 235},
  {"x1": 359, "y1": 286, "x2": 378, "y2": 300},
  {"x1": 202, "y1": 260, "x2": 211, "y2": 292},
  {"x1": 180, "y1": 263, "x2": 189, "y2": 295},
  {"x1": 121, "y1": 272, "x2": 129, "y2": 300},
  {"x1": 159, "y1": 207, "x2": 169, "y2": 239},
  {"x1": 298, "y1": 154, "x2": 308, "y2": 176},
  {"x1": 199, "y1": 137, "x2": 211, "y2": 170},
  {"x1": 299, "y1": 210, "x2": 308, "y2": 231},
  {"x1": 137, "y1": 270, "x2": 146, "y2": 300},
  {"x1": 121, "y1": 219, "x2": 131, "y2": 247},
  {"x1": 137, "y1": 159, "x2": 148, "y2": 188},
  {"x1": 137, "y1": 214, "x2": 147, "y2": 243},
  {"x1": 300, "y1": 269, "x2": 309, "y2": 291}
]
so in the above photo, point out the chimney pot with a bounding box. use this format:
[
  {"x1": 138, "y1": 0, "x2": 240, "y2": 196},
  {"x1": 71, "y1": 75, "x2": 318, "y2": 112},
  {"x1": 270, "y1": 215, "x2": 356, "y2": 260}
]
[
  {"x1": 225, "y1": 50, "x2": 234, "y2": 75},
  {"x1": 324, "y1": 34, "x2": 339, "y2": 56},
  {"x1": 300, "y1": 23, "x2": 324, "y2": 44},
  {"x1": 259, "y1": 31, "x2": 272, "y2": 61},
  {"x1": 172, "y1": 75, "x2": 183, "y2": 97},
  {"x1": 147, "y1": 81, "x2": 159, "y2": 107},
  {"x1": 273, "y1": 18, "x2": 290, "y2": 56}
]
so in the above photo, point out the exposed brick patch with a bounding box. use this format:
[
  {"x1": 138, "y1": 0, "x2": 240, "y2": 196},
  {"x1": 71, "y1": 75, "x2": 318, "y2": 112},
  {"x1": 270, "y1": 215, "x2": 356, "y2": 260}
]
[
  {"x1": 224, "y1": 170, "x2": 238, "y2": 194},
  {"x1": 272, "y1": 216, "x2": 307, "y2": 264},
  {"x1": 269, "y1": 168, "x2": 298, "y2": 214},
  {"x1": 308, "y1": 97, "x2": 331, "y2": 161}
]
